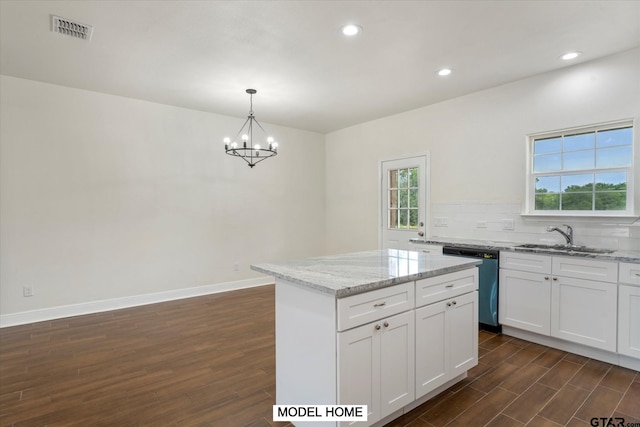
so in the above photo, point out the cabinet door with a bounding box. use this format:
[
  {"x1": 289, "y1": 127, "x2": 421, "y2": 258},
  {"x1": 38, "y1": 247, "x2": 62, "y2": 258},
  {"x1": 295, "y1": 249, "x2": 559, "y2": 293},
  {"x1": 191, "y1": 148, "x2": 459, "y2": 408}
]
[
  {"x1": 337, "y1": 323, "x2": 380, "y2": 426},
  {"x1": 618, "y1": 284, "x2": 640, "y2": 358},
  {"x1": 379, "y1": 310, "x2": 415, "y2": 419},
  {"x1": 499, "y1": 269, "x2": 551, "y2": 335},
  {"x1": 415, "y1": 291, "x2": 478, "y2": 399},
  {"x1": 551, "y1": 277, "x2": 617, "y2": 351},
  {"x1": 448, "y1": 291, "x2": 478, "y2": 378},
  {"x1": 415, "y1": 301, "x2": 447, "y2": 398}
]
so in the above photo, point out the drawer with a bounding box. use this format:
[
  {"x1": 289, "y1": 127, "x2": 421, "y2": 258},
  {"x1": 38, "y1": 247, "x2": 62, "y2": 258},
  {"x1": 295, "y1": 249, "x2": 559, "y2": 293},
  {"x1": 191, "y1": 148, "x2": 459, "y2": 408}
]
[
  {"x1": 552, "y1": 256, "x2": 617, "y2": 283},
  {"x1": 619, "y1": 262, "x2": 640, "y2": 286},
  {"x1": 501, "y1": 251, "x2": 551, "y2": 274},
  {"x1": 414, "y1": 244, "x2": 443, "y2": 255},
  {"x1": 337, "y1": 282, "x2": 414, "y2": 331},
  {"x1": 415, "y1": 268, "x2": 478, "y2": 308}
]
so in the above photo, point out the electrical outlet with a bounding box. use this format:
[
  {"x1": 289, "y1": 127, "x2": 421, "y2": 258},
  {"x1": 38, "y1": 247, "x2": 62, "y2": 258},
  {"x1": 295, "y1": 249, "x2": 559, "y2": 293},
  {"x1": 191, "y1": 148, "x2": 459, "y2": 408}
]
[
  {"x1": 502, "y1": 219, "x2": 515, "y2": 230},
  {"x1": 476, "y1": 221, "x2": 488, "y2": 229},
  {"x1": 23, "y1": 286, "x2": 34, "y2": 297},
  {"x1": 434, "y1": 217, "x2": 448, "y2": 227}
]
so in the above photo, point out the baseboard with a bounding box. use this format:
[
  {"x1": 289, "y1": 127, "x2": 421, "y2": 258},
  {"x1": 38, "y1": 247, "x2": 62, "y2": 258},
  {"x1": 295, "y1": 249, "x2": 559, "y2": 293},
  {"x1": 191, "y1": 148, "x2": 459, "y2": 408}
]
[
  {"x1": 502, "y1": 326, "x2": 640, "y2": 371},
  {"x1": 0, "y1": 277, "x2": 273, "y2": 328}
]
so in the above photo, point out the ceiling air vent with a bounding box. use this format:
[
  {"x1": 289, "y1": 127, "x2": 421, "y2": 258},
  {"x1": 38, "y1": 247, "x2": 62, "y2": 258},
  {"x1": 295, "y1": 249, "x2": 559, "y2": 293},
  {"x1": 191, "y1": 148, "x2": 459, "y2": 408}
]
[{"x1": 51, "y1": 15, "x2": 93, "y2": 41}]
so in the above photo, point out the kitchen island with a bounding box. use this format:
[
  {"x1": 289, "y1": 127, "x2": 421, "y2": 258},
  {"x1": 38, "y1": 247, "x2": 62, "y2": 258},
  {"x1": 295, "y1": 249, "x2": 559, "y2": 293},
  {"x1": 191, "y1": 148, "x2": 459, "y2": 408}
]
[{"x1": 252, "y1": 249, "x2": 481, "y2": 427}]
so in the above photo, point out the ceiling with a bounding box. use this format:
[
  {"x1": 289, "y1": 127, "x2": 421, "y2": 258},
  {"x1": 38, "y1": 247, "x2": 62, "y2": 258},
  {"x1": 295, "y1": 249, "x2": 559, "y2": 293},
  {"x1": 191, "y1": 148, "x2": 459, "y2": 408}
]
[{"x1": 1, "y1": 1, "x2": 639, "y2": 134}]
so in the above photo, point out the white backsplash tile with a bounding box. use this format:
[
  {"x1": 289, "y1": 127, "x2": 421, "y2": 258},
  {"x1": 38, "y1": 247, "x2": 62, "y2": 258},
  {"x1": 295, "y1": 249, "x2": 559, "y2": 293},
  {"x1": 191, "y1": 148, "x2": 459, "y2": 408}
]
[{"x1": 430, "y1": 201, "x2": 640, "y2": 251}]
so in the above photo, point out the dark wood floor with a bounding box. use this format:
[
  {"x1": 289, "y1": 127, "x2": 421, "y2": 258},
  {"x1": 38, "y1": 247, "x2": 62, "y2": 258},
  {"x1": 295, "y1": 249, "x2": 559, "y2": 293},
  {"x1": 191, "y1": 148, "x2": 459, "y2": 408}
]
[{"x1": 1, "y1": 285, "x2": 638, "y2": 427}]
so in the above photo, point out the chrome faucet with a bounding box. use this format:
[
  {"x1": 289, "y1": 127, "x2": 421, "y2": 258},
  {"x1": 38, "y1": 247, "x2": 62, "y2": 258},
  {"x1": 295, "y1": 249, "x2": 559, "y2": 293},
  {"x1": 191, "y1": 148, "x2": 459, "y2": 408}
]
[{"x1": 546, "y1": 224, "x2": 574, "y2": 246}]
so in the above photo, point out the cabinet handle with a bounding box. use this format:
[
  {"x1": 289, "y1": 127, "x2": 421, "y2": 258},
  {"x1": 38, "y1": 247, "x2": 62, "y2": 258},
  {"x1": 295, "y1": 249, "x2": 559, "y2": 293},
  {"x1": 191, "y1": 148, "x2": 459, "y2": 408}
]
[
  {"x1": 375, "y1": 324, "x2": 381, "y2": 330},
  {"x1": 383, "y1": 322, "x2": 389, "y2": 328},
  {"x1": 452, "y1": 300, "x2": 457, "y2": 305},
  {"x1": 552, "y1": 277, "x2": 558, "y2": 281},
  {"x1": 447, "y1": 302, "x2": 452, "y2": 307},
  {"x1": 544, "y1": 276, "x2": 550, "y2": 281},
  {"x1": 445, "y1": 284, "x2": 454, "y2": 288},
  {"x1": 373, "y1": 302, "x2": 386, "y2": 308},
  {"x1": 635, "y1": 273, "x2": 640, "y2": 277}
]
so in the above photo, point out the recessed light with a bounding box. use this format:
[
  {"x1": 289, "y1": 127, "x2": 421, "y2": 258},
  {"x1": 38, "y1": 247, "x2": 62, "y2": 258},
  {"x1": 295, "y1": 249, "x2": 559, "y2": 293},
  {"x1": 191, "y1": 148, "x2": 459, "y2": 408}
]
[
  {"x1": 437, "y1": 68, "x2": 452, "y2": 76},
  {"x1": 561, "y1": 51, "x2": 582, "y2": 61},
  {"x1": 341, "y1": 24, "x2": 362, "y2": 36}
]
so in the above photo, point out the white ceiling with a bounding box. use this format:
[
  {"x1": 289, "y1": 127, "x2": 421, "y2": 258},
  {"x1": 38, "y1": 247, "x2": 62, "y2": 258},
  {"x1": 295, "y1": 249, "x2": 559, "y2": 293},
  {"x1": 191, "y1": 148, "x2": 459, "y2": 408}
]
[{"x1": 1, "y1": 1, "x2": 639, "y2": 133}]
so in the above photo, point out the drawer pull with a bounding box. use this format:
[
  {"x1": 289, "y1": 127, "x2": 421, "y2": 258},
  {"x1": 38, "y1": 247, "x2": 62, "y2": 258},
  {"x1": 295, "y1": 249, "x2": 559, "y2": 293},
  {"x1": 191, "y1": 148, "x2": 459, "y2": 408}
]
[
  {"x1": 552, "y1": 277, "x2": 558, "y2": 281},
  {"x1": 375, "y1": 324, "x2": 381, "y2": 330},
  {"x1": 383, "y1": 322, "x2": 389, "y2": 328},
  {"x1": 446, "y1": 302, "x2": 452, "y2": 307},
  {"x1": 544, "y1": 276, "x2": 550, "y2": 281},
  {"x1": 452, "y1": 300, "x2": 457, "y2": 306},
  {"x1": 445, "y1": 284, "x2": 454, "y2": 288},
  {"x1": 373, "y1": 302, "x2": 386, "y2": 308}
]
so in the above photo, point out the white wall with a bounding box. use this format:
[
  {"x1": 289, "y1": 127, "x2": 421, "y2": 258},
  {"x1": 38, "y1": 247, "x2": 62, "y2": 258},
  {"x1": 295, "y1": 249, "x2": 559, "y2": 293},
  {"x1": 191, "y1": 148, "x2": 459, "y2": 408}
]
[
  {"x1": 325, "y1": 48, "x2": 640, "y2": 254},
  {"x1": 0, "y1": 76, "x2": 326, "y2": 320}
]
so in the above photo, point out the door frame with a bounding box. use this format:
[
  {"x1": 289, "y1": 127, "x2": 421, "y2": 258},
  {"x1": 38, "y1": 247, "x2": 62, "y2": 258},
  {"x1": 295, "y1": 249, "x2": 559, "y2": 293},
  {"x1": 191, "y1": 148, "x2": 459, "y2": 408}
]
[{"x1": 378, "y1": 152, "x2": 431, "y2": 250}]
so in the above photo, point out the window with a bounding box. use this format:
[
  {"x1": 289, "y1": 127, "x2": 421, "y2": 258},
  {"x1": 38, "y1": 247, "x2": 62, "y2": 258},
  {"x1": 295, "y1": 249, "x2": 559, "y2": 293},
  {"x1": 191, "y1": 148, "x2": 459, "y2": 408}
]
[
  {"x1": 527, "y1": 120, "x2": 634, "y2": 216},
  {"x1": 388, "y1": 167, "x2": 419, "y2": 229}
]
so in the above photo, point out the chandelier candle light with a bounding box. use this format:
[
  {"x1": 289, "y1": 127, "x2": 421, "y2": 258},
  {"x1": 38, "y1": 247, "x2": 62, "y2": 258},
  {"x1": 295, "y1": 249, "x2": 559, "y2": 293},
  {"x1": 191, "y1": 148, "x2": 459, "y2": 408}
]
[{"x1": 224, "y1": 89, "x2": 278, "y2": 168}]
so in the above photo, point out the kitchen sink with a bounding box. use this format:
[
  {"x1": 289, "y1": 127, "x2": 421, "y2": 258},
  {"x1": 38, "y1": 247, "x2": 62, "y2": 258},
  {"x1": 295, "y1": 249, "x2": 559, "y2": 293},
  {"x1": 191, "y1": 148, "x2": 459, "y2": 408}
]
[{"x1": 514, "y1": 243, "x2": 615, "y2": 254}]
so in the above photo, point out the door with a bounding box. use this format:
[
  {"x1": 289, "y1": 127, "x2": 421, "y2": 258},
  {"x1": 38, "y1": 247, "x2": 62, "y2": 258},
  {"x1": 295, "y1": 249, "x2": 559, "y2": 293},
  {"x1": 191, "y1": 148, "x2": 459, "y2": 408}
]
[
  {"x1": 379, "y1": 310, "x2": 415, "y2": 419},
  {"x1": 448, "y1": 291, "x2": 479, "y2": 377},
  {"x1": 337, "y1": 323, "x2": 380, "y2": 426},
  {"x1": 415, "y1": 301, "x2": 448, "y2": 397},
  {"x1": 551, "y1": 276, "x2": 617, "y2": 351},
  {"x1": 619, "y1": 284, "x2": 640, "y2": 358},
  {"x1": 499, "y1": 269, "x2": 551, "y2": 335},
  {"x1": 380, "y1": 154, "x2": 429, "y2": 250}
]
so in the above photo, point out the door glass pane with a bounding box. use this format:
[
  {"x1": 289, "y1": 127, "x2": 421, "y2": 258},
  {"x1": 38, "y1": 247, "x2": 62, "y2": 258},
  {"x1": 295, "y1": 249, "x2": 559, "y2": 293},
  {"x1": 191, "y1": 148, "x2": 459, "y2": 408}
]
[
  {"x1": 409, "y1": 189, "x2": 418, "y2": 208},
  {"x1": 399, "y1": 210, "x2": 408, "y2": 228},
  {"x1": 398, "y1": 169, "x2": 408, "y2": 188},
  {"x1": 389, "y1": 209, "x2": 398, "y2": 229},
  {"x1": 399, "y1": 190, "x2": 408, "y2": 208},
  {"x1": 389, "y1": 190, "x2": 398, "y2": 208},
  {"x1": 409, "y1": 209, "x2": 418, "y2": 227},
  {"x1": 389, "y1": 170, "x2": 398, "y2": 188},
  {"x1": 409, "y1": 168, "x2": 418, "y2": 187}
]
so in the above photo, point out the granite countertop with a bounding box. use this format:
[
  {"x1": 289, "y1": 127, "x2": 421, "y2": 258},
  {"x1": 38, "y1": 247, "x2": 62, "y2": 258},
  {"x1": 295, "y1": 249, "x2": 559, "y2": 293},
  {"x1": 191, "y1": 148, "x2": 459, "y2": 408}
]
[
  {"x1": 251, "y1": 249, "x2": 481, "y2": 298},
  {"x1": 409, "y1": 238, "x2": 640, "y2": 264}
]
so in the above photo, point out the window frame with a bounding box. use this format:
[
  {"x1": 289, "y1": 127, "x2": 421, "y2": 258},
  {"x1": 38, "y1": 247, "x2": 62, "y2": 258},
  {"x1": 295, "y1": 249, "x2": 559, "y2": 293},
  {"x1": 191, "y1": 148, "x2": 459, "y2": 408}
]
[{"x1": 525, "y1": 119, "x2": 636, "y2": 218}]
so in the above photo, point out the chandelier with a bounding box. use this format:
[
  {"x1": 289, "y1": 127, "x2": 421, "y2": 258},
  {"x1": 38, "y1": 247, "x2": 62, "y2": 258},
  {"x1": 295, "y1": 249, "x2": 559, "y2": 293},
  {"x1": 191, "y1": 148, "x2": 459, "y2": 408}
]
[{"x1": 224, "y1": 89, "x2": 278, "y2": 168}]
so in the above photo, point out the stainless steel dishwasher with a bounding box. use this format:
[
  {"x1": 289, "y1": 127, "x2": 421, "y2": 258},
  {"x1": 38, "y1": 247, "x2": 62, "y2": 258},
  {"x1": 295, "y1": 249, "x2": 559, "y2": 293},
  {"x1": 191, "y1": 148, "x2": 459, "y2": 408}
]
[{"x1": 442, "y1": 245, "x2": 501, "y2": 332}]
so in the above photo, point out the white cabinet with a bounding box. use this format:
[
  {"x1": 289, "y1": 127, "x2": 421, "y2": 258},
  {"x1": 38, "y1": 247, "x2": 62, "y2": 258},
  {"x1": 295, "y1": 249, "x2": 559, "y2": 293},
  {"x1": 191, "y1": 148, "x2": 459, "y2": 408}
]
[
  {"x1": 618, "y1": 262, "x2": 640, "y2": 358},
  {"x1": 338, "y1": 310, "x2": 415, "y2": 425},
  {"x1": 551, "y1": 275, "x2": 617, "y2": 351},
  {"x1": 499, "y1": 252, "x2": 618, "y2": 352},
  {"x1": 499, "y1": 268, "x2": 551, "y2": 335},
  {"x1": 415, "y1": 290, "x2": 478, "y2": 398}
]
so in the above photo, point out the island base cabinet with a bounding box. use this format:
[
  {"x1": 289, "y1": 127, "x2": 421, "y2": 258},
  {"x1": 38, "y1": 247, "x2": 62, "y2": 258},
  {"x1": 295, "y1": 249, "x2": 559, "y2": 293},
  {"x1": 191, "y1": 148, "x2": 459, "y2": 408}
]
[
  {"x1": 551, "y1": 277, "x2": 617, "y2": 352},
  {"x1": 415, "y1": 291, "x2": 478, "y2": 399},
  {"x1": 337, "y1": 310, "x2": 415, "y2": 427},
  {"x1": 618, "y1": 284, "x2": 640, "y2": 358}
]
